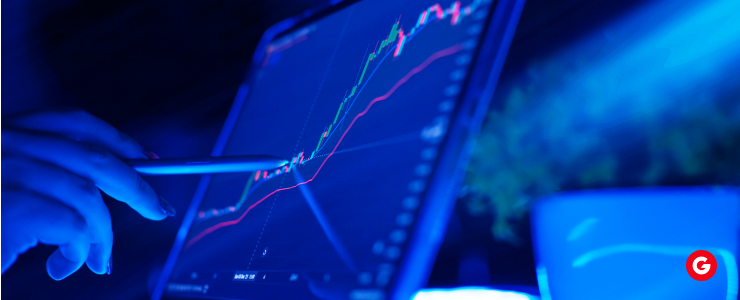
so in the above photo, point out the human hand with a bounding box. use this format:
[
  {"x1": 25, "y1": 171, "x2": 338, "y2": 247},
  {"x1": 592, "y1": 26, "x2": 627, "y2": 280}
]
[{"x1": 1, "y1": 109, "x2": 176, "y2": 280}]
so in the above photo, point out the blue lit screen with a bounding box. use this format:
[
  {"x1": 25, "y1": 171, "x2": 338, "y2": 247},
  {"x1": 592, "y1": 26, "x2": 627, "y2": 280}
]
[{"x1": 164, "y1": 0, "x2": 494, "y2": 298}]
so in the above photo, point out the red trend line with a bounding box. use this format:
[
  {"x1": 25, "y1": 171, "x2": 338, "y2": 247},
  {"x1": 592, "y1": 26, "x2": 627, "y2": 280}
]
[{"x1": 184, "y1": 44, "x2": 463, "y2": 249}]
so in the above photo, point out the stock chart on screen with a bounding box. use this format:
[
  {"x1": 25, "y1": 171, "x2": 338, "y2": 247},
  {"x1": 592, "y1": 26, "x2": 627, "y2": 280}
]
[{"x1": 165, "y1": 0, "x2": 494, "y2": 298}]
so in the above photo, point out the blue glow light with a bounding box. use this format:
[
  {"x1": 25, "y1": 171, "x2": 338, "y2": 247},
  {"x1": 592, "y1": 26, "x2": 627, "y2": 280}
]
[
  {"x1": 466, "y1": 0, "x2": 740, "y2": 248},
  {"x1": 535, "y1": 266, "x2": 551, "y2": 300},
  {"x1": 532, "y1": 187, "x2": 739, "y2": 300},
  {"x1": 413, "y1": 287, "x2": 539, "y2": 300}
]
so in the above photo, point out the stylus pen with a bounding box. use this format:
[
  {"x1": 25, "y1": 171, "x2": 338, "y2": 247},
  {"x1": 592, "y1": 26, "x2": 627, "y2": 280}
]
[{"x1": 126, "y1": 155, "x2": 289, "y2": 175}]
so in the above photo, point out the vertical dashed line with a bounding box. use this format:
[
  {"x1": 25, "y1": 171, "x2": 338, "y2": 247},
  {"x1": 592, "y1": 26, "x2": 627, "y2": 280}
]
[{"x1": 246, "y1": 6, "x2": 355, "y2": 270}]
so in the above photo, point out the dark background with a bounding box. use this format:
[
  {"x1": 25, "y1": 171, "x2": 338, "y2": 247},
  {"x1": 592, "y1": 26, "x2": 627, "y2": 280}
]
[{"x1": 2, "y1": 0, "x2": 647, "y2": 298}]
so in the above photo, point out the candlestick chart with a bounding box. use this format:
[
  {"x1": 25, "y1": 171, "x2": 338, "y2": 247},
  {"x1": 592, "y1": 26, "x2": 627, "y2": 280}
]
[
  {"x1": 166, "y1": 0, "x2": 493, "y2": 297},
  {"x1": 190, "y1": 0, "x2": 483, "y2": 243},
  {"x1": 187, "y1": 43, "x2": 463, "y2": 248}
]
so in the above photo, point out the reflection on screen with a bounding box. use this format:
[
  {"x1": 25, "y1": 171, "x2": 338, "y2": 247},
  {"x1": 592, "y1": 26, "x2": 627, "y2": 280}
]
[{"x1": 166, "y1": 0, "x2": 493, "y2": 298}]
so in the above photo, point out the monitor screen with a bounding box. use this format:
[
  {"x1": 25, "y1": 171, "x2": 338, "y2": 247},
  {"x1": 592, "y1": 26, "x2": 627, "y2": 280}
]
[{"x1": 164, "y1": 0, "x2": 493, "y2": 298}]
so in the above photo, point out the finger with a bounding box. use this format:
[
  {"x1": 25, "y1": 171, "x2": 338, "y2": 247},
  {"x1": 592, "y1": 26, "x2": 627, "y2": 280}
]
[
  {"x1": 1, "y1": 189, "x2": 91, "y2": 280},
  {"x1": 2, "y1": 244, "x2": 22, "y2": 275},
  {"x1": 47, "y1": 243, "x2": 89, "y2": 280},
  {"x1": 2, "y1": 156, "x2": 112, "y2": 274},
  {"x1": 3, "y1": 130, "x2": 175, "y2": 220},
  {"x1": 88, "y1": 243, "x2": 111, "y2": 275},
  {"x1": 4, "y1": 109, "x2": 149, "y2": 159},
  {"x1": 1, "y1": 220, "x2": 39, "y2": 274}
]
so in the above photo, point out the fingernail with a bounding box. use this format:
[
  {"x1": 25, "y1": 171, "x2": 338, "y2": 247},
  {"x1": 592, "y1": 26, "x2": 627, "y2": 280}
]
[
  {"x1": 142, "y1": 147, "x2": 160, "y2": 159},
  {"x1": 158, "y1": 196, "x2": 176, "y2": 217},
  {"x1": 107, "y1": 255, "x2": 112, "y2": 275}
]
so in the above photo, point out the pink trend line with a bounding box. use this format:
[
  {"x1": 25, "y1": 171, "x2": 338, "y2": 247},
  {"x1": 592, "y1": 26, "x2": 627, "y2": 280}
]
[{"x1": 184, "y1": 43, "x2": 463, "y2": 250}]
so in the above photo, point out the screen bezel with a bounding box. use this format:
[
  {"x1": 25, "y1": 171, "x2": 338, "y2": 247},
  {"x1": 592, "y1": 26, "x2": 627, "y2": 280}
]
[{"x1": 152, "y1": 0, "x2": 525, "y2": 298}]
